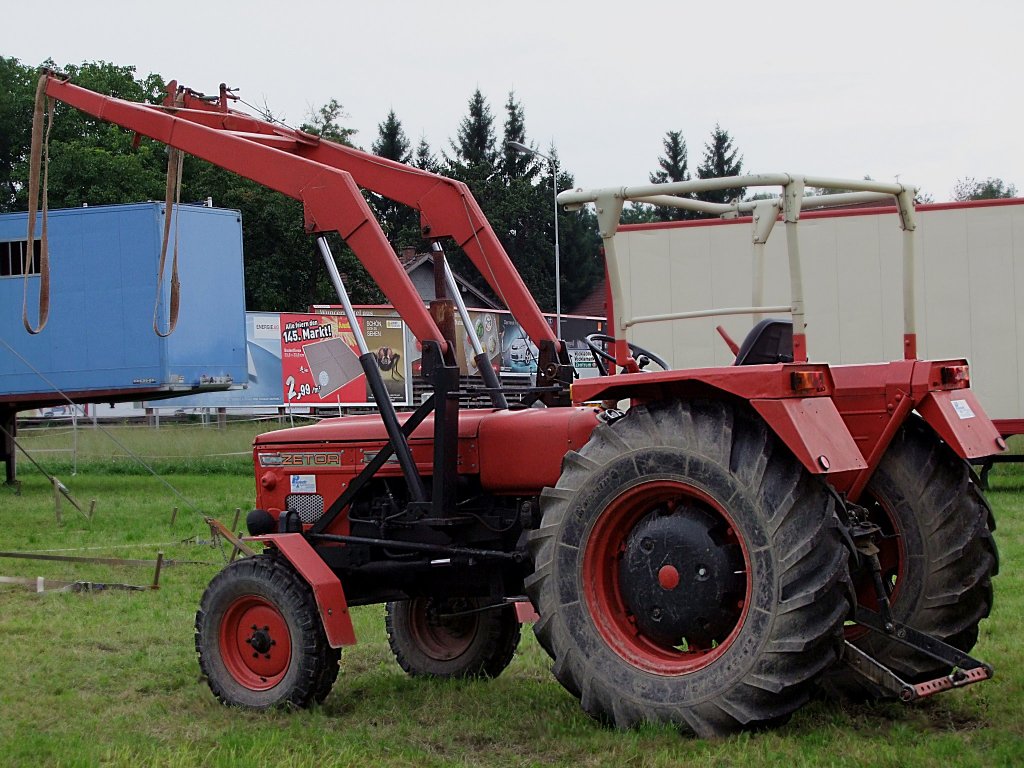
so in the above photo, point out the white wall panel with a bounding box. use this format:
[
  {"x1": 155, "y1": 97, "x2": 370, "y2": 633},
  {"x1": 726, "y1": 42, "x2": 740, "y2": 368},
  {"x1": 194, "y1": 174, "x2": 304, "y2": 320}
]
[{"x1": 616, "y1": 201, "x2": 1024, "y2": 421}]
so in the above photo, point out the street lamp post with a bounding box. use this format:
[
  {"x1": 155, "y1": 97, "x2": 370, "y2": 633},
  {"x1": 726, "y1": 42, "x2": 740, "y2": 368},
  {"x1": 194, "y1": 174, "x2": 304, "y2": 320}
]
[{"x1": 506, "y1": 140, "x2": 561, "y2": 338}]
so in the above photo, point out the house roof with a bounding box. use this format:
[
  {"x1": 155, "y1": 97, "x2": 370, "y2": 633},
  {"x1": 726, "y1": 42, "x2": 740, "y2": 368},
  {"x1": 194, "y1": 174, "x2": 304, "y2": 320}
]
[
  {"x1": 570, "y1": 279, "x2": 607, "y2": 318},
  {"x1": 403, "y1": 251, "x2": 500, "y2": 310}
]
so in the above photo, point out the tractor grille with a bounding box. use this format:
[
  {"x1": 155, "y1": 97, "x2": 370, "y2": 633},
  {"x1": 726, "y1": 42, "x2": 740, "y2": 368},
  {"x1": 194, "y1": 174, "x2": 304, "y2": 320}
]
[{"x1": 286, "y1": 493, "x2": 325, "y2": 524}]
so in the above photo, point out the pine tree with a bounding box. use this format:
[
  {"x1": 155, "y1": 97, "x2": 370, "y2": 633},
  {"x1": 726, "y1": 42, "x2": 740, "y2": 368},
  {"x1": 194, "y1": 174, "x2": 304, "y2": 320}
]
[
  {"x1": 649, "y1": 129, "x2": 691, "y2": 222},
  {"x1": 372, "y1": 109, "x2": 412, "y2": 163},
  {"x1": 447, "y1": 89, "x2": 497, "y2": 173},
  {"x1": 412, "y1": 136, "x2": 439, "y2": 174},
  {"x1": 370, "y1": 110, "x2": 420, "y2": 250},
  {"x1": 696, "y1": 124, "x2": 744, "y2": 208},
  {"x1": 439, "y1": 90, "x2": 601, "y2": 314},
  {"x1": 500, "y1": 91, "x2": 538, "y2": 182}
]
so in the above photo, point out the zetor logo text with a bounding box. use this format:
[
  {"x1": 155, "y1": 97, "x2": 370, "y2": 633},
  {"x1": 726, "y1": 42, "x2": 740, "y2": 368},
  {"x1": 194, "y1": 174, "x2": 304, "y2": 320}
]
[{"x1": 259, "y1": 452, "x2": 342, "y2": 468}]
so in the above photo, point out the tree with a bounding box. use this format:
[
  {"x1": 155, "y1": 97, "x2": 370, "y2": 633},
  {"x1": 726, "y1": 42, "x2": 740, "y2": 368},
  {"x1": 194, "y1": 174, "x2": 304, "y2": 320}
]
[
  {"x1": 184, "y1": 96, "x2": 380, "y2": 310},
  {"x1": 1, "y1": 58, "x2": 169, "y2": 211},
  {"x1": 300, "y1": 98, "x2": 356, "y2": 146},
  {"x1": 442, "y1": 90, "x2": 502, "y2": 299},
  {"x1": 442, "y1": 90, "x2": 600, "y2": 314},
  {"x1": 372, "y1": 109, "x2": 411, "y2": 164},
  {"x1": 952, "y1": 176, "x2": 1018, "y2": 201},
  {"x1": 0, "y1": 56, "x2": 385, "y2": 309},
  {"x1": 446, "y1": 89, "x2": 498, "y2": 184},
  {"x1": 0, "y1": 56, "x2": 38, "y2": 212},
  {"x1": 370, "y1": 109, "x2": 421, "y2": 250},
  {"x1": 1, "y1": 60, "x2": 604, "y2": 313},
  {"x1": 412, "y1": 136, "x2": 439, "y2": 174},
  {"x1": 649, "y1": 130, "x2": 691, "y2": 222},
  {"x1": 499, "y1": 91, "x2": 537, "y2": 182},
  {"x1": 620, "y1": 203, "x2": 658, "y2": 224},
  {"x1": 696, "y1": 124, "x2": 743, "y2": 209},
  {"x1": 550, "y1": 157, "x2": 602, "y2": 314}
]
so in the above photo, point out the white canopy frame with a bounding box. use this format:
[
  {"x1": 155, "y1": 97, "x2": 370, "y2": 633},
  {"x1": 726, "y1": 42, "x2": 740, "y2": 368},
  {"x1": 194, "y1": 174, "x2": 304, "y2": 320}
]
[{"x1": 558, "y1": 174, "x2": 918, "y2": 363}]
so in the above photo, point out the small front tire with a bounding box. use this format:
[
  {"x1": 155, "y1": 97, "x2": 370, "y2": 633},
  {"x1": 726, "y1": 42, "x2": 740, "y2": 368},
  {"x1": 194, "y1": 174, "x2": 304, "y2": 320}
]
[{"x1": 196, "y1": 555, "x2": 338, "y2": 708}]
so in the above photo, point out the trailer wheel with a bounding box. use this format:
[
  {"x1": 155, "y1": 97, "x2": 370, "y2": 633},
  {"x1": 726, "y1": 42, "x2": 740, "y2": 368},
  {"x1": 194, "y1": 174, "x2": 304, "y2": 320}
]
[
  {"x1": 834, "y1": 418, "x2": 998, "y2": 694},
  {"x1": 526, "y1": 400, "x2": 852, "y2": 737},
  {"x1": 385, "y1": 597, "x2": 520, "y2": 679},
  {"x1": 196, "y1": 555, "x2": 339, "y2": 709}
]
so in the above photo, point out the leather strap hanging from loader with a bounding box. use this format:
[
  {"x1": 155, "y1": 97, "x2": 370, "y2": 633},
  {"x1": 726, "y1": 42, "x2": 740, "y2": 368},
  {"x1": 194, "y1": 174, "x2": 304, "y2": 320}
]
[
  {"x1": 153, "y1": 88, "x2": 186, "y2": 338},
  {"x1": 154, "y1": 140, "x2": 184, "y2": 337},
  {"x1": 24, "y1": 74, "x2": 54, "y2": 335}
]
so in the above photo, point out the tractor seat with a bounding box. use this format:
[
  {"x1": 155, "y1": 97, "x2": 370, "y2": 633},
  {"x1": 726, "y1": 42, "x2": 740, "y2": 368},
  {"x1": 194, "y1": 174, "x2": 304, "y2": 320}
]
[{"x1": 734, "y1": 319, "x2": 793, "y2": 366}]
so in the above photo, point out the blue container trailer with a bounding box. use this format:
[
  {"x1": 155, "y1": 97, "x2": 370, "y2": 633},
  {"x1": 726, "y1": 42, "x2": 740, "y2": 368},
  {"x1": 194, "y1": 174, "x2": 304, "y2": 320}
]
[
  {"x1": 0, "y1": 202, "x2": 247, "y2": 481},
  {"x1": 1, "y1": 202, "x2": 247, "y2": 400}
]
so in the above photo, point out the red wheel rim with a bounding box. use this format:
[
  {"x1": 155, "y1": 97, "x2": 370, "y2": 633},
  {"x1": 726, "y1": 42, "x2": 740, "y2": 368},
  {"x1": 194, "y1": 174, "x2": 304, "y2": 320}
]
[
  {"x1": 407, "y1": 598, "x2": 478, "y2": 661},
  {"x1": 582, "y1": 480, "x2": 751, "y2": 675},
  {"x1": 847, "y1": 493, "x2": 905, "y2": 640},
  {"x1": 219, "y1": 595, "x2": 292, "y2": 691}
]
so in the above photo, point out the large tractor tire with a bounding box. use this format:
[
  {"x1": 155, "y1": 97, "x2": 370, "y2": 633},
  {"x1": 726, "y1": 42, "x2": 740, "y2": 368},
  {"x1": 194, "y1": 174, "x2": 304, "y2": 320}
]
[
  {"x1": 837, "y1": 417, "x2": 998, "y2": 693},
  {"x1": 196, "y1": 555, "x2": 340, "y2": 709},
  {"x1": 385, "y1": 597, "x2": 520, "y2": 679},
  {"x1": 526, "y1": 400, "x2": 852, "y2": 737}
]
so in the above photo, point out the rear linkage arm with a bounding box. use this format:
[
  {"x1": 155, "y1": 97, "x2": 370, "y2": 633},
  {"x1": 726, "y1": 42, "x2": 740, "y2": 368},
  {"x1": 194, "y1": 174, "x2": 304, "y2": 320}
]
[
  {"x1": 832, "y1": 494, "x2": 994, "y2": 700},
  {"x1": 840, "y1": 642, "x2": 992, "y2": 703}
]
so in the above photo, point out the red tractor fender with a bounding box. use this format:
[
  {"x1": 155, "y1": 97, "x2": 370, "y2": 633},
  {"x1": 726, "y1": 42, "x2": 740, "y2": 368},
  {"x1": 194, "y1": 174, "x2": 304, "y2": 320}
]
[
  {"x1": 750, "y1": 398, "x2": 867, "y2": 476},
  {"x1": 571, "y1": 364, "x2": 867, "y2": 476},
  {"x1": 915, "y1": 389, "x2": 1006, "y2": 460},
  {"x1": 248, "y1": 533, "x2": 356, "y2": 649}
]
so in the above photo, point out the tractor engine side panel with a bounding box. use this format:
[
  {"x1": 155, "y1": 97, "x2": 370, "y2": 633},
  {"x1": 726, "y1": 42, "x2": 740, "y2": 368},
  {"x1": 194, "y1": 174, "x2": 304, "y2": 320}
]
[
  {"x1": 253, "y1": 437, "x2": 481, "y2": 525},
  {"x1": 476, "y1": 407, "x2": 601, "y2": 494}
]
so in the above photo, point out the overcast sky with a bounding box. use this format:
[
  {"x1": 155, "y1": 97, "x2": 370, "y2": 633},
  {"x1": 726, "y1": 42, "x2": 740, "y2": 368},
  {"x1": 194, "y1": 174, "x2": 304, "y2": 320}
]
[{"x1": 5, "y1": 1, "x2": 1022, "y2": 201}]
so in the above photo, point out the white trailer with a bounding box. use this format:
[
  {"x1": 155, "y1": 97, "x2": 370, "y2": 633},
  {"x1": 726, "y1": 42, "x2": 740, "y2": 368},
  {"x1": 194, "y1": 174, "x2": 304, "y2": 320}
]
[{"x1": 607, "y1": 197, "x2": 1024, "y2": 437}]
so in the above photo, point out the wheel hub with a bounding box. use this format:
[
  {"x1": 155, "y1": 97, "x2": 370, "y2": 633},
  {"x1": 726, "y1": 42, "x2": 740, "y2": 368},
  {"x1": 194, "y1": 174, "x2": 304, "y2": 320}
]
[
  {"x1": 619, "y1": 505, "x2": 745, "y2": 648},
  {"x1": 219, "y1": 597, "x2": 292, "y2": 690},
  {"x1": 409, "y1": 598, "x2": 477, "y2": 661},
  {"x1": 247, "y1": 625, "x2": 275, "y2": 655}
]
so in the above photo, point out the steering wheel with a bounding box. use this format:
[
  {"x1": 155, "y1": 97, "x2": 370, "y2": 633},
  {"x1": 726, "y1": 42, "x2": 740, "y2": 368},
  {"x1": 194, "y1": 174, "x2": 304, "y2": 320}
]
[{"x1": 584, "y1": 333, "x2": 669, "y2": 376}]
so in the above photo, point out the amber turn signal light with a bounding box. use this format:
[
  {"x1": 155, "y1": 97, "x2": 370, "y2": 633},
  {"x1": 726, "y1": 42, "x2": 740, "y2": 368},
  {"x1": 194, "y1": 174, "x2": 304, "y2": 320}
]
[
  {"x1": 790, "y1": 370, "x2": 826, "y2": 394},
  {"x1": 940, "y1": 364, "x2": 970, "y2": 388}
]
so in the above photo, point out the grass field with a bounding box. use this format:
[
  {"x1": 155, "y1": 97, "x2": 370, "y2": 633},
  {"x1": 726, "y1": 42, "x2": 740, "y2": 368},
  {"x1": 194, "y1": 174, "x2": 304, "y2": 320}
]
[{"x1": 1, "y1": 424, "x2": 1022, "y2": 767}]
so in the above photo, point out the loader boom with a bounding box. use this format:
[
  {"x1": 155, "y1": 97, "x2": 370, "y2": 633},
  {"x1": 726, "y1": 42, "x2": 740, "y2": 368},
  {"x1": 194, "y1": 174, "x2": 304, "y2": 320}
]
[{"x1": 40, "y1": 73, "x2": 560, "y2": 356}]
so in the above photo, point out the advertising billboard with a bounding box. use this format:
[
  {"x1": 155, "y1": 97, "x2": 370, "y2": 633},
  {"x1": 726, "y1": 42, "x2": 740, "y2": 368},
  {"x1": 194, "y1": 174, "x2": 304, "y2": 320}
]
[
  {"x1": 166, "y1": 306, "x2": 603, "y2": 410},
  {"x1": 281, "y1": 312, "x2": 410, "y2": 406}
]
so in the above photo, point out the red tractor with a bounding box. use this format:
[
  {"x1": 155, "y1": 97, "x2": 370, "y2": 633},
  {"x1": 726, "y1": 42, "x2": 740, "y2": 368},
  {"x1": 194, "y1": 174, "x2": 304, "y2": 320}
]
[{"x1": 37, "y1": 72, "x2": 1001, "y2": 737}]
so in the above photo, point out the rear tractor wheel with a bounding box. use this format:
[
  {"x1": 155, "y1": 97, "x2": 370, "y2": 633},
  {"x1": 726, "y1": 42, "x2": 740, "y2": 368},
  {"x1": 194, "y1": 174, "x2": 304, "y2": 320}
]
[
  {"x1": 385, "y1": 597, "x2": 521, "y2": 679},
  {"x1": 195, "y1": 555, "x2": 340, "y2": 709},
  {"x1": 526, "y1": 400, "x2": 852, "y2": 737}
]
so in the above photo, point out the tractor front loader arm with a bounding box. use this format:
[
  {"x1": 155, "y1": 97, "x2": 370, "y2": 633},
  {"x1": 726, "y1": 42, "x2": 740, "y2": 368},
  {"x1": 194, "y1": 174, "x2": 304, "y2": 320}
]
[
  {"x1": 40, "y1": 73, "x2": 449, "y2": 352},
  {"x1": 153, "y1": 82, "x2": 560, "y2": 355}
]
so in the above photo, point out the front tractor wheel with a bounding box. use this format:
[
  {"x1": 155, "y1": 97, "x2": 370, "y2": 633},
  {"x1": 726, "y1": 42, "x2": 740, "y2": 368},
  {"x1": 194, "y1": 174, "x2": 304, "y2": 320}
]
[
  {"x1": 526, "y1": 401, "x2": 852, "y2": 737},
  {"x1": 196, "y1": 556, "x2": 340, "y2": 709},
  {"x1": 385, "y1": 597, "x2": 521, "y2": 679}
]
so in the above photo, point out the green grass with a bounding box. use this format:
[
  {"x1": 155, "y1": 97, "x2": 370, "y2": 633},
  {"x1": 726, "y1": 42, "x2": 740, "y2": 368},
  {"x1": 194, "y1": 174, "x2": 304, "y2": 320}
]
[
  {"x1": 13, "y1": 418, "x2": 310, "y2": 475},
  {"x1": 1, "y1": 426, "x2": 1022, "y2": 767}
]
